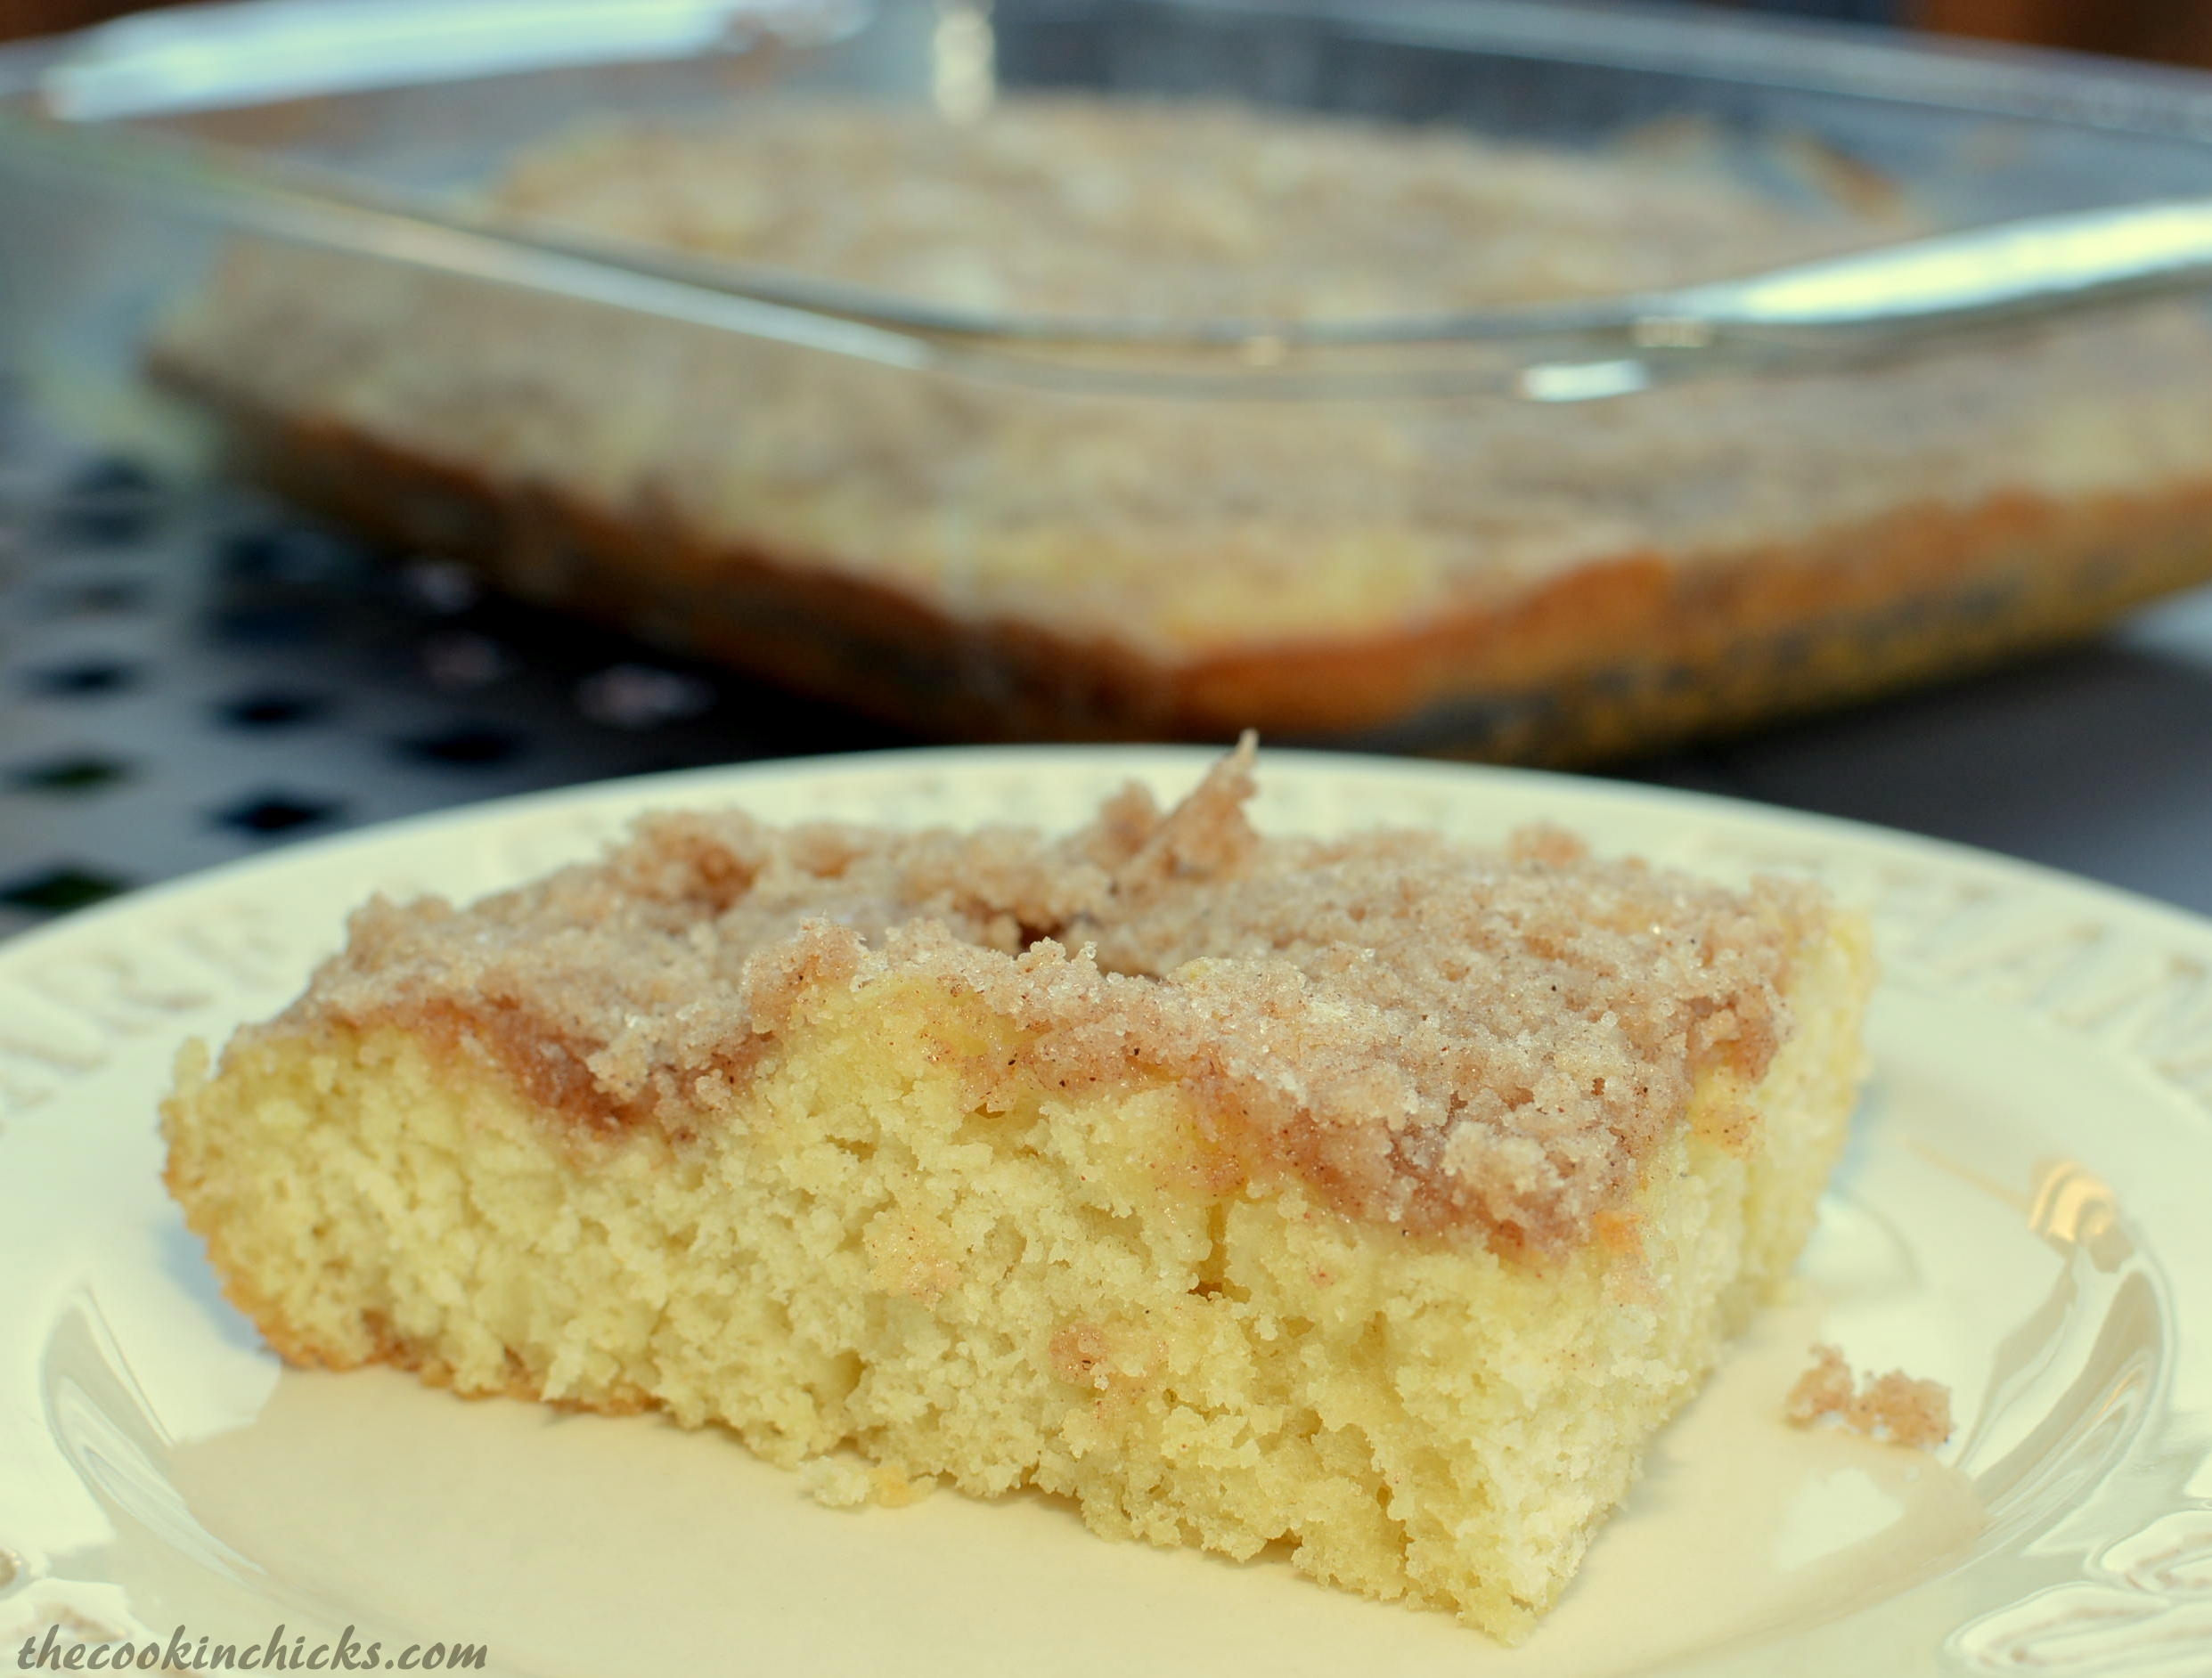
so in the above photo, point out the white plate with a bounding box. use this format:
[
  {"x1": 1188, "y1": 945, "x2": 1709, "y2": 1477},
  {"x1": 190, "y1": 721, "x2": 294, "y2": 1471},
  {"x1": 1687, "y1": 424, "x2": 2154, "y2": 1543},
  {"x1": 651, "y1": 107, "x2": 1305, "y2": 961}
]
[{"x1": 3, "y1": 747, "x2": 2209, "y2": 1678}]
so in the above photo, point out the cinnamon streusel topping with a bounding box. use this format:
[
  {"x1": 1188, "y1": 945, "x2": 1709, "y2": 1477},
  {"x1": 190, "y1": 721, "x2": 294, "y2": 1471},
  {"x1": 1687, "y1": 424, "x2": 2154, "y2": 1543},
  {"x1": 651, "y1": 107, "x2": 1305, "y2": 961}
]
[
  {"x1": 269, "y1": 746, "x2": 1818, "y2": 1256},
  {"x1": 493, "y1": 97, "x2": 1910, "y2": 321}
]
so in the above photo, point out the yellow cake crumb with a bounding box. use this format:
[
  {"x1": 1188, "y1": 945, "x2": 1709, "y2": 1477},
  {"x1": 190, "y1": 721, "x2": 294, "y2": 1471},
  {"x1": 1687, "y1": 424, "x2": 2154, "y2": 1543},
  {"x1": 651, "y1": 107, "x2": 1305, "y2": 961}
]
[{"x1": 800, "y1": 1456, "x2": 938, "y2": 1510}]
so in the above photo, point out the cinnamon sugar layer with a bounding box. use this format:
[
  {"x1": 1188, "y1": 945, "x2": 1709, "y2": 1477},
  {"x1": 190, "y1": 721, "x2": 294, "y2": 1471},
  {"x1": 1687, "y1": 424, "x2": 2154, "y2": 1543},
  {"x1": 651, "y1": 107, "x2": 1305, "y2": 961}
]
[
  {"x1": 266, "y1": 747, "x2": 1824, "y2": 1255},
  {"x1": 494, "y1": 98, "x2": 1913, "y2": 322}
]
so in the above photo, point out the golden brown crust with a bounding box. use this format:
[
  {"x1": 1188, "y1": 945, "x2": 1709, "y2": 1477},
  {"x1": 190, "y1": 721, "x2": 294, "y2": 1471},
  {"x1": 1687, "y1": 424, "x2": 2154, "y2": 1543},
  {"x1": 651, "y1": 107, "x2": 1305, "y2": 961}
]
[
  {"x1": 223, "y1": 752, "x2": 1824, "y2": 1256},
  {"x1": 160, "y1": 371, "x2": 2212, "y2": 759}
]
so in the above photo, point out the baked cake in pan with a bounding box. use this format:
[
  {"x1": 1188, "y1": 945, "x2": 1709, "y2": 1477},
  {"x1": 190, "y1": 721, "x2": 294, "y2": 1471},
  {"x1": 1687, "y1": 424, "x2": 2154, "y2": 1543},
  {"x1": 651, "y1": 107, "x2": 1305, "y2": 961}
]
[
  {"x1": 163, "y1": 748, "x2": 1875, "y2": 1638},
  {"x1": 150, "y1": 99, "x2": 2212, "y2": 757}
]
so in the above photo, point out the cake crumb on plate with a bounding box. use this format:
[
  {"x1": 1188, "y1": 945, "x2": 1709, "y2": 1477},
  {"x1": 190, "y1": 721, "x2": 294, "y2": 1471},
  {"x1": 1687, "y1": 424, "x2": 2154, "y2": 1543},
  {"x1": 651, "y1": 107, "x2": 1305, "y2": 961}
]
[{"x1": 1786, "y1": 1343, "x2": 1952, "y2": 1450}]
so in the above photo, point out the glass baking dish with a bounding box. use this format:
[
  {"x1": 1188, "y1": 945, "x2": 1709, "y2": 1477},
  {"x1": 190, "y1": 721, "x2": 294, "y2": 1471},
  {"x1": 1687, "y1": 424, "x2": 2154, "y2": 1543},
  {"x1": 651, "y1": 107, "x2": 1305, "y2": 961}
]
[{"x1": 4, "y1": 0, "x2": 2212, "y2": 761}]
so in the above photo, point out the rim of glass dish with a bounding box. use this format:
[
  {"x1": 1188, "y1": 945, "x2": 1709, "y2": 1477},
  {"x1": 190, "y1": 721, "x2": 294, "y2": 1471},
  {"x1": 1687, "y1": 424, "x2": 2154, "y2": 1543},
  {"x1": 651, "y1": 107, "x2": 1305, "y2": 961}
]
[{"x1": 3, "y1": 0, "x2": 2212, "y2": 395}]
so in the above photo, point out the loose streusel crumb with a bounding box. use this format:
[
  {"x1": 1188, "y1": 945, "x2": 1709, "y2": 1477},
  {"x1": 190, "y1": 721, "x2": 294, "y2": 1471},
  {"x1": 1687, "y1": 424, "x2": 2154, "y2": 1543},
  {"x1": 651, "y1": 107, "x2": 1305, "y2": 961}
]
[
  {"x1": 1786, "y1": 1343, "x2": 1953, "y2": 1450},
  {"x1": 267, "y1": 739, "x2": 1816, "y2": 1257}
]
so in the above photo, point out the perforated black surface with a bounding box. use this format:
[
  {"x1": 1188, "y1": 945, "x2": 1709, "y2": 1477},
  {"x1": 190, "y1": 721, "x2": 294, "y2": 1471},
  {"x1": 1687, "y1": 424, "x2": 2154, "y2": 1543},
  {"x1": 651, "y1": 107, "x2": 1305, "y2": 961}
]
[{"x1": 0, "y1": 396, "x2": 903, "y2": 940}]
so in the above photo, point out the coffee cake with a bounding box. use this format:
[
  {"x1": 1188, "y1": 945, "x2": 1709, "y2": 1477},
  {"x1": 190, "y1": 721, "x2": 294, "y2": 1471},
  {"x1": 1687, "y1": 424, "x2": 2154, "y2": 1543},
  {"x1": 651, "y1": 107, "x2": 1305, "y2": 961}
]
[
  {"x1": 151, "y1": 97, "x2": 2212, "y2": 755},
  {"x1": 162, "y1": 748, "x2": 1874, "y2": 1637}
]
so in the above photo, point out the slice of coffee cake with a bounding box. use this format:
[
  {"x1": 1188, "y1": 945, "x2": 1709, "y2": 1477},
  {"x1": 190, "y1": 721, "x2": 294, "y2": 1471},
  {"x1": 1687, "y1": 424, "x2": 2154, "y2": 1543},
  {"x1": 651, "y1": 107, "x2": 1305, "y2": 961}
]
[{"x1": 162, "y1": 749, "x2": 1872, "y2": 1639}]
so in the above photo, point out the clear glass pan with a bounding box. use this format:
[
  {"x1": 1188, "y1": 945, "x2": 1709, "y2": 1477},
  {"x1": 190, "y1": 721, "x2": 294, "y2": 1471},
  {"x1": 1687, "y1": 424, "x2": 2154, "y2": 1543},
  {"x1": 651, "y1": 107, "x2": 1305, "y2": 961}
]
[{"x1": 5, "y1": 0, "x2": 2212, "y2": 756}]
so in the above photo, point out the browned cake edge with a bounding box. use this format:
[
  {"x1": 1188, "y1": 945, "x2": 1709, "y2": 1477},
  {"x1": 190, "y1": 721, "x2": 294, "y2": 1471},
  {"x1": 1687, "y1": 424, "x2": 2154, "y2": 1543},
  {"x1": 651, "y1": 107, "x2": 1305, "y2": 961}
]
[{"x1": 154, "y1": 362, "x2": 2212, "y2": 759}]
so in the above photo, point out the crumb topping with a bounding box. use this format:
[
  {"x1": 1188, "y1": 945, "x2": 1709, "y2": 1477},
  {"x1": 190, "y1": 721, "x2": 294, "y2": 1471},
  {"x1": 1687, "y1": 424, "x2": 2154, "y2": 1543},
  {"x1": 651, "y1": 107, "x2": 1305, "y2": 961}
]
[
  {"x1": 271, "y1": 745, "x2": 1824, "y2": 1255},
  {"x1": 491, "y1": 97, "x2": 1908, "y2": 321},
  {"x1": 1785, "y1": 1344, "x2": 1952, "y2": 1451}
]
